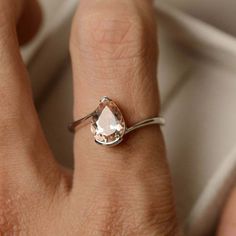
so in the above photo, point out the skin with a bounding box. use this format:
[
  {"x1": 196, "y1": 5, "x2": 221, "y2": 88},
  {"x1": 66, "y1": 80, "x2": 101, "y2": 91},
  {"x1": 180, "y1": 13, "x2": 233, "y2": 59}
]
[
  {"x1": 217, "y1": 188, "x2": 236, "y2": 235},
  {"x1": 1, "y1": 0, "x2": 231, "y2": 235}
]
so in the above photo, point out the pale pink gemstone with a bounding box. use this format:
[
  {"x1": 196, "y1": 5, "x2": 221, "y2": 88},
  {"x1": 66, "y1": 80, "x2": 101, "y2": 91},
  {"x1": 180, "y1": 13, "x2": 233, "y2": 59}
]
[{"x1": 91, "y1": 97, "x2": 126, "y2": 146}]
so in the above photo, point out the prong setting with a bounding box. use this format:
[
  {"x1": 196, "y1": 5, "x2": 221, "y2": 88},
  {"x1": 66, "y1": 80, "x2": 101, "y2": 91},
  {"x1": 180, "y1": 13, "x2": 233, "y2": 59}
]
[{"x1": 69, "y1": 96, "x2": 165, "y2": 147}]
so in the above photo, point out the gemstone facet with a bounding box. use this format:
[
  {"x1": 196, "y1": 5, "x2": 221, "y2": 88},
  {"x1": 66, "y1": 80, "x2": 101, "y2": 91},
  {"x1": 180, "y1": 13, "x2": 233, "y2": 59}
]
[{"x1": 91, "y1": 97, "x2": 126, "y2": 146}]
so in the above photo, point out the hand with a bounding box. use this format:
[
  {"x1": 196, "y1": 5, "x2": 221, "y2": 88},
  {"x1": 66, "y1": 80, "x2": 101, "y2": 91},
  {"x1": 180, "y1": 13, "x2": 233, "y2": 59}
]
[{"x1": 0, "y1": 0, "x2": 180, "y2": 235}]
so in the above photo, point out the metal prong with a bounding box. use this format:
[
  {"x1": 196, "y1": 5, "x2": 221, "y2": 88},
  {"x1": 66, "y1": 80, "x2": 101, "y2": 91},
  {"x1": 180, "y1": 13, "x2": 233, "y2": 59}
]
[{"x1": 100, "y1": 96, "x2": 112, "y2": 102}]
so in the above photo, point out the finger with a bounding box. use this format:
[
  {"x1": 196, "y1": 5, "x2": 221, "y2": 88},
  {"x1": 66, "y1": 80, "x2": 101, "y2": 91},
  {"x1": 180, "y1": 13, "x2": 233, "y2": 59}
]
[
  {"x1": 17, "y1": 0, "x2": 42, "y2": 45},
  {"x1": 0, "y1": 1, "x2": 61, "y2": 191},
  {"x1": 70, "y1": 0, "x2": 179, "y2": 234},
  {"x1": 217, "y1": 187, "x2": 236, "y2": 235},
  {"x1": 71, "y1": 0, "x2": 160, "y2": 162}
]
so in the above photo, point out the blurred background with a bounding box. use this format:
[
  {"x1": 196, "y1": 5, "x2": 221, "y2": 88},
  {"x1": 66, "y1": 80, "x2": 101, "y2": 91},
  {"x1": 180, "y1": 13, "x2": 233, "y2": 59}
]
[{"x1": 21, "y1": 0, "x2": 236, "y2": 235}]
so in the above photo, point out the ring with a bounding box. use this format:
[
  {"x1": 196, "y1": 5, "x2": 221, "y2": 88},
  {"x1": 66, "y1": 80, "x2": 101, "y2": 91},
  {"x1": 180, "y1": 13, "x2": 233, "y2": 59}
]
[{"x1": 68, "y1": 96, "x2": 165, "y2": 147}]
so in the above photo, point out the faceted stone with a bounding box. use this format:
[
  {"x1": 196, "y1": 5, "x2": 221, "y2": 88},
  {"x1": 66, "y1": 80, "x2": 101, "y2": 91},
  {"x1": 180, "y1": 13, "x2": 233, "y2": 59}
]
[{"x1": 91, "y1": 97, "x2": 126, "y2": 146}]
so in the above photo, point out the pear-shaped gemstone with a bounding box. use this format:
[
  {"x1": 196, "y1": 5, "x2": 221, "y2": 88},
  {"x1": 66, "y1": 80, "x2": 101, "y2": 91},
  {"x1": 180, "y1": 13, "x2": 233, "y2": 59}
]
[{"x1": 91, "y1": 97, "x2": 126, "y2": 146}]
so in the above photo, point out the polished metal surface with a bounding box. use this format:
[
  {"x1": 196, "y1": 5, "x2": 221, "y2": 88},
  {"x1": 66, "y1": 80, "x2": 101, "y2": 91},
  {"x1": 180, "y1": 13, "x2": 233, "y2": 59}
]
[{"x1": 68, "y1": 97, "x2": 165, "y2": 146}]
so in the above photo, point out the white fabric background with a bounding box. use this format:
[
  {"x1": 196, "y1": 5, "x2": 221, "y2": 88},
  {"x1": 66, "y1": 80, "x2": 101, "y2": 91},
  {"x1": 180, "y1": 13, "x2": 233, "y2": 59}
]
[{"x1": 21, "y1": 1, "x2": 236, "y2": 235}]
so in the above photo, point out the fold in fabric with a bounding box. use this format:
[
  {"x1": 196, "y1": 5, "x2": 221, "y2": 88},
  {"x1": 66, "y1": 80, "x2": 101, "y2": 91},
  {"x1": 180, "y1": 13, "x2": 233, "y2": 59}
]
[
  {"x1": 155, "y1": 1, "x2": 236, "y2": 67},
  {"x1": 187, "y1": 148, "x2": 236, "y2": 236}
]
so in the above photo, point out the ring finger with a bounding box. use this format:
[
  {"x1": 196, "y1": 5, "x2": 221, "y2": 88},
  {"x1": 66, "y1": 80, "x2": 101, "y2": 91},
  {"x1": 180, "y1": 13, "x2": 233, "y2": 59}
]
[{"x1": 69, "y1": 0, "x2": 179, "y2": 235}]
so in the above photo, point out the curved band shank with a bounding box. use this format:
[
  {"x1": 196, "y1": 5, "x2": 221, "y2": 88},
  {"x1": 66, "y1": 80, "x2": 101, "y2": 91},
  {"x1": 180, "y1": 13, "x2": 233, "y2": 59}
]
[
  {"x1": 69, "y1": 113, "x2": 165, "y2": 133},
  {"x1": 125, "y1": 117, "x2": 165, "y2": 134},
  {"x1": 68, "y1": 111, "x2": 96, "y2": 132}
]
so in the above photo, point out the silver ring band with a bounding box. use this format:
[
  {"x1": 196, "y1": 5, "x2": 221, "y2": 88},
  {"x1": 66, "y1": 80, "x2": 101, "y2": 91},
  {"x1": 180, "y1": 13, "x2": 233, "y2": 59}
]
[{"x1": 68, "y1": 96, "x2": 165, "y2": 146}]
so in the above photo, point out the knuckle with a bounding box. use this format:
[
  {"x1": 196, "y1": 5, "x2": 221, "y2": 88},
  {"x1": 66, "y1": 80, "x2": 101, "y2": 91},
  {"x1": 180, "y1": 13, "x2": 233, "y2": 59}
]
[
  {"x1": 71, "y1": 6, "x2": 155, "y2": 62},
  {"x1": 70, "y1": 4, "x2": 157, "y2": 85},
  {"x1": 79, "y1": 192, "x2": 179, "y2": 236},
  {"x1": 81, "y1": 199, "x2": 133, "y2": 235},
  {"x1": 79, "y1": 18, "x2": 143, "y2": 60}
]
